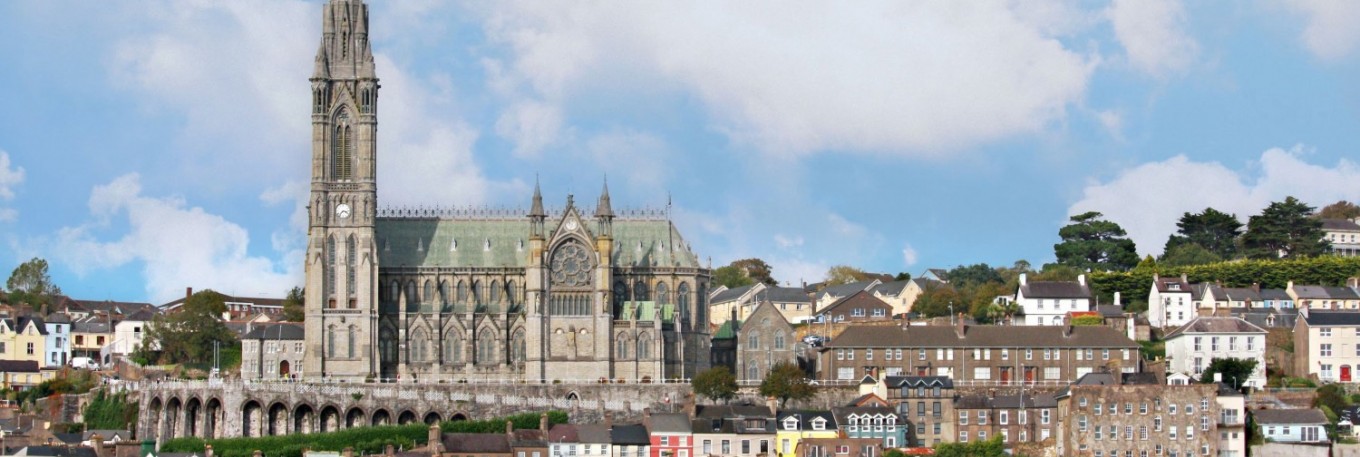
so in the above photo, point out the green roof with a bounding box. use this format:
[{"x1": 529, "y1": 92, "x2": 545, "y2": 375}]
[
  {"x1": 618, "y1": 301, "x2": 676, "y2": 323},
  {"x1": 375, "y1": 218, "x2": 702, "y2": 269},
  {"x1": 713, "y1": 319, "x2": 742, "y2": 339}
]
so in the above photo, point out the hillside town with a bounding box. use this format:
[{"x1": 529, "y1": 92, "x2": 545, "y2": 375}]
[{"x1": 4, "y1": 1, "x2": 1360, "y2": 457}]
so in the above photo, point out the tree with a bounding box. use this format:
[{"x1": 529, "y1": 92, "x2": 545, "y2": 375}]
[
  {"x1": 934, "y1": 436, "x2": 1006, "y2": 457},
  {"x1": 1318, "y1": 200, "x2": 1360, "y2": 220},
  {"x1": 824, "y1": 265, "x2": 870, "y2": 286},
  {"x1": 281, "y1": 287, "x2": 305, "y2": 322},
  {"x1": 1163, "y1": 208, "x2": 1244, "y2": 260},
  {"x1": 139, "y1": 290, "x2": 238, "y2": 365},
  {"x1": 893, "y1": 272, "x2": 911, "y2": 281},
  {"x1": 1315, "y1": 384, "x2": 1349, "y2": 418},
  {"x1": 1053, "y1": 212, "x2": 1139, "y2": 271},
  {"x1": 912, "y1": 283, "x2": 962, "y2": 318},
  {"x1": 1160, "y1": 243, "x2": 1222, "y2": 267},
  {"x1": 692, "y1": 366, "x2": 739, "y2": 404},
  {"x1": 1199, "y1": 357, "x2": 1258, "y2": 387},
  {"x1": 759, "y1": 362, "x2": 815, "y2": 408},
  {"x1": 713, "y1": 265, "x2": 755, "y2": 289},
  {"x1": 944, "y1": 263, "x2": 1003, "y2": 288},
  {"x1": 730, "y1": 258, "x2": 777, "y2": 286},
  {"x1": 5, "y1": 257, "x2": 62, "y2": 311},
  {"x1": 1242, "y1": 197, "x2": 1329, "y2": 259}
]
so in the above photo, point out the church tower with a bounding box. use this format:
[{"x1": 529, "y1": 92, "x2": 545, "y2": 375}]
[{"x1": 302, "y1": 0, "x2": 380, "y2": 381}]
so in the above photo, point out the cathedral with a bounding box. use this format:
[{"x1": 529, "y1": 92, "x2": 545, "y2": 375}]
[{"x1": 300, "y1": 0, "x2": 712, "y2": 383}]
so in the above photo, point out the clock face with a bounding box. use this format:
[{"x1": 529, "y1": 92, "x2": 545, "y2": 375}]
[
  {"x1": 564, "y1": 219, "x2": 578, "y2": 231},
  {"x1": 336, "y1": 203, "x2": 351, "y2": 219}
]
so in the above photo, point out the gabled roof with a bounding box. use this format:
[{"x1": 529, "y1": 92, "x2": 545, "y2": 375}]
[
  {"x1": 1302, "y1": 311, "x2": 1360, "y2": 327},
  {"x1": 1095, "y1": 305, "x2": 1125, "y2": 318},
  {"x1": 1252, "y1": 408, "x2": 1328, "y2": 425},
  {"x1": 242, "y1": 323, "x2": 305, "y2": 340},
  {"x1": 883, "y1": 375, "x2": 954, "y2": 389},
  {"x1": 764, "y1": 286, "x2": 812, "y2": 304},
  {"x1": 0, "y1": 360, "x2": 40, "y2": 373},
  {"x1": 711, "y1": 285, "x2": 755, "y2": 305},
  {"x1": 695, "y1": 405, "x2": 776, "y2": 420},
  {"x1": 1260, "y1": 289, "x2": 1292, "y2": 300},
  {"x1": 610, "y1": 424, "x2": 651, "y2": 445},
  {"x1": 713, "y1": 320, "x2": 741, "y2": 340},
  {"x1": 1220, "y1": 287, "x2": 1262, "y2": 302},
  {"x1": 440, "y1": 433, "x2": 511, "y2": 453},
  {"x1": 1163, "y1": 317, "x2": 1266, "y2": 339},
  {"x1": 830, "y1": 406, "x2": 901, "y2": 425},
  {"x1": 1019, "y1": 280, "x2": 1090, "y2": 299},
  {"x1": 816, "y1": 291, "x2": 893, "y2": 317},
  {"x1": 1153, "y1": 276, "x2": 1195, "y2": 294},
  {"x1": 1323, "y1": 218, "x2": 1360, "y2": 231},
  {"x1": 818, "y1": 281, "x2": 879, "y2": 300},
  {"x1": 872, "y1": 280, "x2": 911, "y2": 297},
  {"x1": 17, "y1": 316, "x2": 49, "y2": 335},
  {"x1": 648, "y1": 413, "x2": 692, "y2": 434},
  {"x1": 1291, "y1": 284, "x2": 1357, "y2": 299},
  {"x1": 826, "y1": 324, "x2": 1138, "y2": 349},
  {"x1": 776, "y1": 410, "x2": 837, "y2": 430}
]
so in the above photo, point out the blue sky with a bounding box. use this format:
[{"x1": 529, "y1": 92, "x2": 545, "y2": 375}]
[{"x1": 2, "y1": 0, "x2": 1360, "y2": 304}]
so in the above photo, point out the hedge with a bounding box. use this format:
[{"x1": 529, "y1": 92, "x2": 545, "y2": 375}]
[
  {"x1": 1088, "y1": 256, "x2": 1360, "y2": 306},
  {"x1": 160, "y1": 411, "x2": 568, "y2": 457}
]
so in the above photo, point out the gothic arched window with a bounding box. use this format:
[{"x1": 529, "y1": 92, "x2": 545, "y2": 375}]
[
  {"x1": 456, "y1": 280, "x2": 468, "y2": 305},
  {"x1": 678, "y1": 282, "x2": 691, "y2": 320},
  {"x1": 471, "y1": 280, "x2": 482, "y2": 305},
  {"x1": 407, "y1": 281, "x2": 418, "y2": 304},
  {"x1": 444, "y1": 332, "x2": 461, "y2": 364},
  {"x1": 346, "y1": 235, "x2": 357, "y2": 297},
  {"x1": 656, "y1": 282, "x2": 670, "y2": 305},
  {"x1": 613, "y1": 281, "x2": 628, "y2": 308},
  {"x1": 477, "y1": 332, "x2": 496, "y2": 364},
  {"x1": 506, "y1": 280, "x2": 518, "y2": 305},
  {"x1": 636, "y1": 334, "x2": 650, "y2": 360},
  {"x1": 490, "y1": 280, "x2": 502, "y2": 305},
  {"x1": 512, "y1": 329, "x2": 526, "y2": 363},
  {"x1": 775, "y1": 332, "x2": 786, "y2": 350},
  {"x1": 634, "y1": 280, "x2": 649, "y2": 302},
  {"x1": 423, "y1": 281, "x2": 434, "y2": 305},
  {"x1": 439, "y1": 281, "x2": 449, "y2": 306},
  {"x1": 410, "y1": 329, "x2": 428, "y2": 362},
  {"x1": 347, "y1": 325, "x2": 358, "y2": 359},
  {"x1": 389, "y1": 281, "x2": 399, "y2": 305},
  {"x1": 616, "y1": 335, "x2": 630, "y2": 359},
  {"x1": 748, "y1": 363, "x2": 760, "y2": 380},
  {"x1": 331, "y1": 110, "x2": 353, "y2": 181},
  {"x1": 550, "y1": 241, "x2": 593, "y2": 287},
  {"x1": 748, "y1": 333, "x2": 760, "y2": 350},
  {"x1": 326, "y1": 325, "x2": 336, "y2": 357}
]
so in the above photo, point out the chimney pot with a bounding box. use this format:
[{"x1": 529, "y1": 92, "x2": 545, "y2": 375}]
[
  {"x1": 540, "y1": 413, "x2": 549, "y2": 433},
  {"x1": 253, "y1": 451, "x2": 262, "y2": 457}
]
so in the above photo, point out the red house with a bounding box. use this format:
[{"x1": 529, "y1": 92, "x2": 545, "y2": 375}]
[{"x1": 648, "y1": 413, "x2": 694, "y2": 457}]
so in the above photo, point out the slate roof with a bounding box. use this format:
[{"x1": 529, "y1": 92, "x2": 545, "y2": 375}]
[
  {"x1": 873, "y1": 281, "x2": 911, "y2": 297},
  {"x1": 574, "y1": 424, "x2": 613, "y2": 444},
  {"x1": 1291, "y1": 285, "x2": 1358, "y2": 300},
  {"x1": 648, "y1": 413, "x2": 692, "y2": 434},
  {"x1": 1019, "y1": 280, "x2": 1090, "y2": 299},
  {"x1": 440, "y1": 433, "x2": 512, "y2": 453},
  {"x1": 83, "y1": 430, "x2": 130, "y2": 441},
  {"x1": 71, "y1": 319, "x2": 111, "y2": 333},
  {"x1": 764, "y1": 286, "x2": 812, "y2": 304},
  {"x1": 376, "y1": 217, "x2": 701, "y2": 269},
  {"x1": 830, "y1": 406, "x2": 900, "y2": 425},
  {"x1": 816, "y1": 291, "x2": 893, "y2": 317},
  {"x1": 241, "y1": 323, "x2": 305, "y2": 340},
  {"x1": 711, "y1": 285, "x2": 755, "y2": 305},
  {"x1": 1220, "y1": 287, "x2": 1262, "y2": 302},
  {"x1": 1302, "y1": 311, "x2": 1360, "y2": 326},
  {"x1": 511, "y1": 429, "x2": 547, "y2": 447},
  {"x1": 1096, "y1": 305, "x2": 1125, "y2": 318},
  {"x1": 1163, "y1": 317, "x2": 1266, "y2": 339},
  {"x1": 777, "y1": 410, "x2": 837, "y2": 430},
  {"x1": 695, "y1": 405, "x2": 776, "y2": 419},
  {"x1": 1260, "y1": 289, "x2": 1292, "y2": 301},
  {"x1": 1252, "y1": 408, "x2": 1328, "y2": 425},
  {"x1": 883, "y1": 376, "x2": 954, "y2": 389},
  {"x1": 818, "y1": 281, "x2": 878, "y2": 300},
  {"x1": 52, "y1": 433, "x2": 83, "y2": 445},
  {"x1": 1153, "y1": 276, "x2": 1195, "y2": 295},
  {"x1": 70, "y1": 299, "x2": 156, "y2": 315},
  {"x1": 955, "y1": 393, "x2": 1057, "y2": 410},
  {"x1": 1121, "y1": 372, "x2": 1161, "y2": 385},
  {"x1": 1323, "y1": 218, "x2": 1360, "y2": 231},
  {"x1": 11, "y1": 446, "x2": 98, "y2": 457},
  {"x1": 610, "y1": 424, "x2": 651, "y2": 445},
  {"x1": 15, "y1": 316, "x2": 49, "y2": 335},
  {"x1": 826, "y1": 324, "x2": 1138, "y2": 349}
]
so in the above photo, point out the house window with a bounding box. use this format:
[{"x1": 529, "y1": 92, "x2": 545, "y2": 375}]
[
  {"x1": 866, "y1": 349, "x2": 873, "y2": 360},
  {"x1": 1041, "y1": 410, "x2": 1050, "y2": 424},
  {"x1": 26, "y1": 343, "x2": 33, "y2": 355},
  {"x1": 1026, "y1": 349, "x2": 1032, "y2": 360},
  {"x1": 1044, "y1": 367, "x2": 1061, "y2": 380},
  {"x1": 1322, "y1": 328, "x2": 1333, "y2": 337},
  {"x1": 959, "y1": 431, "x2": 968, "y2": 442},
  {"x1": 1193, "y1": 337, "x2": 1201, "y2": 351},
  {"x1": 999, "y1": 411, "x2": 1009, "y2": 424},
  {"x1": 1211, "y1": 337, "x2": 1219, "y2": 351},
  {"x1": 958, "y1": 411, "x2": 968, "y2": 425},
  {"x1": 918, "y1": 349, "x2": 926, "y2": 360}
]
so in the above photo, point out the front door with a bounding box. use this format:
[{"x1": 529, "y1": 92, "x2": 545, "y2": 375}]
[
  {"x1": 1024, "y1": 366, "x2": 1036, "y2": 383},
  {"x1": 1343, "y1": 365, "x2": 1352, "y2": 382},
  {"x1": 279, "y1": 360, "x2": 290, "y2": 377},
  {"x1": 999, "y1": 367, "x2": 1011, "y2": 384}
]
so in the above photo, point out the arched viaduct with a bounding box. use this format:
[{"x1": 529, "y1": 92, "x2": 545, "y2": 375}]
[{"x1": 133, "y1": 380, "x2": 693, "y2": 440}]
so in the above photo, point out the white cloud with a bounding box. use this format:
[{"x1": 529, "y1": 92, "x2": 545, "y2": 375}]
[
  {"x1": 1280, "y1": 0, "x2": 1360, "y2": 60},
  {"x1": 1097, "y1": 109, "x2": 1124, "y2": 140},
  {"x1": 479, "y1": 1, "x2": 1096, "y2": 156},
  {"x1": 1068, "y1": 146, "x2": 1360, "y2": 256},
  {"x1": 53, "y1": 174, "x2": 299, "y2": 303},
  {"x1": 0, "y1": 150, "x2": 24, "y2": 222},
  {"x1": 765, "y1": 257, "x2": 829, "y2": 288},
  {"x1": 774, "y1": 234, "x2": 804, "y2": 250},
  {"x1": 1107, "y1": 0, "x2": 1199, "y2": 78},
  {"x1": 901, "y1": 243, "x2": 919, "y2": 267},
  {"x1": 495, "y1": 101, "x2": 567, "y2": 159}
]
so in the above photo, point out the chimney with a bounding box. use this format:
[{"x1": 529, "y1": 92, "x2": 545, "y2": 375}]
[
  {"x1": 954, "y1": 314, "x2": 966, "y2": 338},
  {"x1": 643, "y1": 408, "x2": 653, "y2": 431},
  {"x1": 1181, "y1": 274, "x2": 1189, "y2": 284},
  {"x1": 385, "y1": 444, "x2": 395, "y2": 457},
  {"x1": 766, "y1": 397, "x2": 778, "y2": 416},
  {"x1": 1113, "y1": 292, "x2": 1122, "y2": 307},
  {"x1": 1062, "y1": 315, "x2": 1073, "y2": 338},
  {"x1": 1349, "y1": 277, "x2": 1359, "y2": 289},
  {"x1": 253, "y1": 451, "x2": 262, "y2": 457},
  {"x1": 91, "y1": 434, "x2": 106, "y2": 457},
  {"x1": 1018, "y1": 273, "x2": 1027, "y2": 286},
  {"x1": 1253, "y1": 282, "x2": 1261, "y2": 293},
  {"x1": 539, "y1": 413, "x2": 549, "y2": 433},
  {"x1": 604, "y1": 412, "x2": 614, "y2": 431},
  {"x1": 343, "y1": 448, "x2": 355, "y2": 457},
  {"x1": 506, "y1": 420, "x2": 514, "y2": 437},
  {"x1": 1077, "y1": 274, "x2": 1086, "y2": 287},
  {"x1": 206, "y1": 445, "x2": 214, "y2": 457},
  {"x1": 430, "y1": 425, "x2": 442, "y2": 452}
]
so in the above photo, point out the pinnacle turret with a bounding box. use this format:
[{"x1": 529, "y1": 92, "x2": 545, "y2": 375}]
[{"x1": 594, "y1": 177, "x2": 614, "y2": 219}]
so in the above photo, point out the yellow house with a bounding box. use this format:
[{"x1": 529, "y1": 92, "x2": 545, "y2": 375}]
[
  {"x1": 775, "y1": 411, "x2": 839, "y2": 457},
  {"x1": 0, "y1": 317, "x2": 48, "y2": 365},
  {"x1": 0, "y1": 359, "x2": 53, "y2": 390}
]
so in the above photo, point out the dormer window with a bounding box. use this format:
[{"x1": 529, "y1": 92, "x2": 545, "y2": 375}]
[
  {"x1": 811, "y1": 417, "x2": 827, "y2": 431},
  {"x1": 484, "y1": 238, "x2": 492, "y2": 251},
  {"x1": 782, "y1": 417, "x2": 799, "y2": 431},
  {"x1": 450, "y1": 239, "x2": 458, "y2": 251}
]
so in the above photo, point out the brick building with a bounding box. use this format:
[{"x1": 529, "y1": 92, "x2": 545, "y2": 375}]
[
  {"x1": 1055, "y1": 373, "x2": 1219, "y2": 457},
  {"x1": 878, "y1": 376, "x2": 955, "y2": 447},
  {"x1": 820, "y1": 322, "x2": 1140, "y2": 385},
  {"x1": 952, "y1": 392, "x2": 1057, "y2": 449}
]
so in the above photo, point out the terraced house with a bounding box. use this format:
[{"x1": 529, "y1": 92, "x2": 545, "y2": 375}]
[
  {"x1": 819, "y1": 322, "x2": 1140, "y2": 385},
  {"x1": 1055, "y1": 373, "x2": 1219, "y2": 457}
]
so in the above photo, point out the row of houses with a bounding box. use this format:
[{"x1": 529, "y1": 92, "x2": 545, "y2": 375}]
[{"x1": 1149, "y1": 274, "x2": 1360, "y2": 328}]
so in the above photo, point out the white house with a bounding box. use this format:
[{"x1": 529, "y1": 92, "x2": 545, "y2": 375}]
[
  {"x1": 1216, "y1": 384, "x2": 1247, "y2": 457},
  {"x1": 547, "y1": 424, "x2": 611, "y2": 457},
  {"x1": 1253, "y1": 409, "x2": 1328, "y2": 443},
  {"x1": 107, "y1": 309, "x2": 155, "y2": 363},
  {"x1": 1014, "y1": 274, "x2": 1091, "y2": 326},
  {"x1": 1293, "y1": 309, "x2": 1360, "y2": 382},
  {"x1": 1163, "y1": 317, "x2": 1267, "y2": 388},
  {"x1": 42, "y1": 315, "x2": 71, "y2": 368},
  {"x1": 1148, "y1": 274, "x2": 1197, "y2": 328}
]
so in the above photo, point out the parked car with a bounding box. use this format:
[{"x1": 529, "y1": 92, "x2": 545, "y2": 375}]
[
  {"x1": 802, "y1": 335, "x2": 827, "y2": 347},
  {"x1": 71, "y1": 357, "x2": 99, "y2": 370}
]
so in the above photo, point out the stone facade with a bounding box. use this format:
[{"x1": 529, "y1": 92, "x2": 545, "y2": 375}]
[
  {"x1": 952, "y1": 392, "x2": 1057, "y2": 450},
  {"x1": 735, "y1": 302, "x2": 798, "y2": 380},
  {"x1": 1056, "y1": 379, "x2": 1219, "y2": 457},
  {"x1": 301, "y1": 0, "x2": 711, "y2": 383},
  {"x1": 879, "y1": 376, "x2": 954, "y2": 447},
  {"x1": 241, "y1": 324, "x2": 306, "y2": 380}
]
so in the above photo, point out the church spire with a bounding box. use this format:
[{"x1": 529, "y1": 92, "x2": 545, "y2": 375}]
[
  {"x1": 594, "y1": 177, "x2": 614, "y2": 219},
  {"x1": 529, "y1": 176, "x2": 545, "y2": 218}
]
